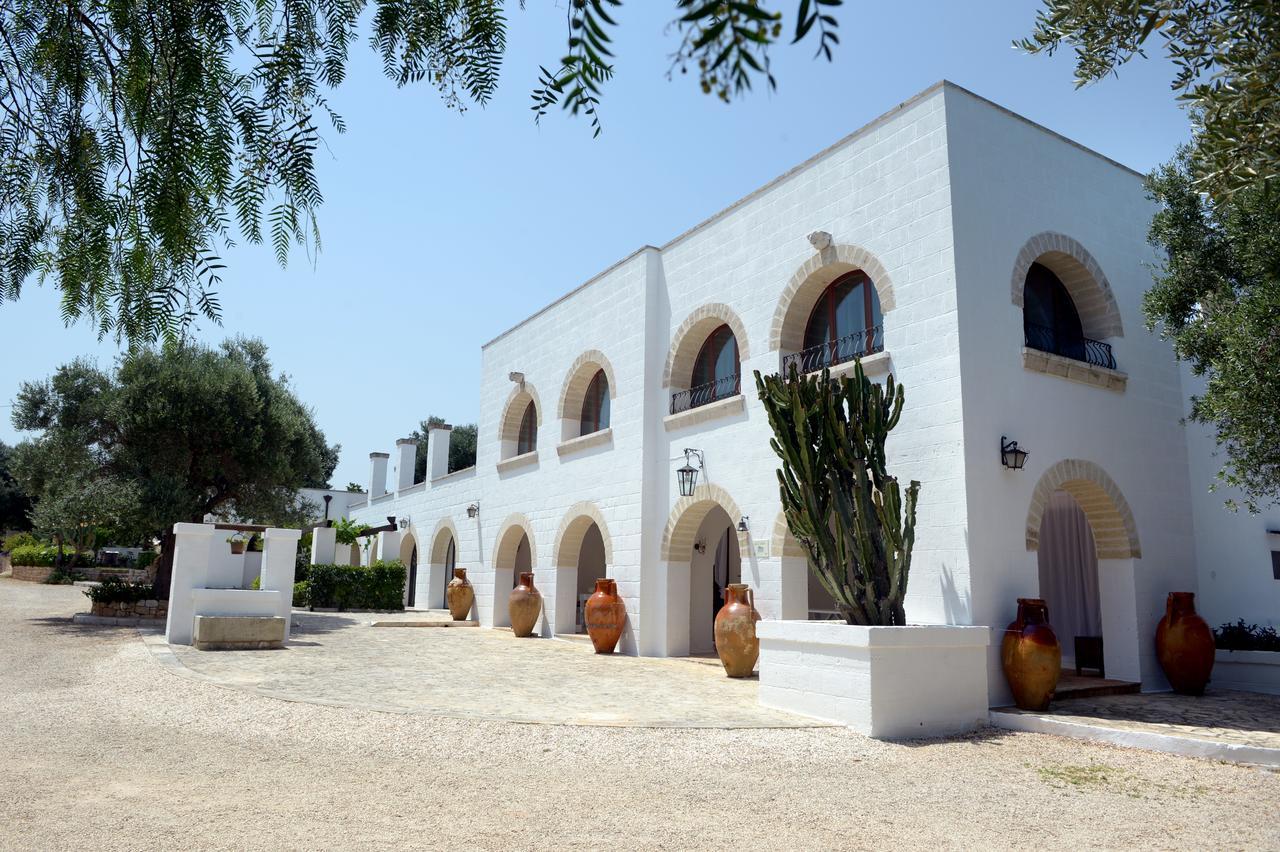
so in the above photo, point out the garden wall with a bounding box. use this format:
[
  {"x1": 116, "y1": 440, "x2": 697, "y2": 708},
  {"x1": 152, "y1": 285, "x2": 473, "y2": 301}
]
[
  {"x1": 11, "y1": 564, "x2": 54, "y2": 583},
  {"x1": 91, "y1": 600, "x2": 169, "y2": 620}
]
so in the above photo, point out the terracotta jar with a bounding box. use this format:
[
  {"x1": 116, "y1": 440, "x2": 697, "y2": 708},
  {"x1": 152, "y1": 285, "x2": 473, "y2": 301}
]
[
  {"x1": 584, "y1": 578, "x2": 627, "y2": 654},
  {"x1": 1001, "y1": 598, "x2": 1061, "y2": 711},
  {"x1": 446, "y1": 568, "x2": 474, "y2": 621},
  {"x1": 714, "y1": 583, "x2": 762, "y2": 678},
  {"x1": 1156, "y1": 592, "x2": 1215, "y2": 695},
  {"x1": 508, "y1": 571, "x2": 543, "y2": 638}
]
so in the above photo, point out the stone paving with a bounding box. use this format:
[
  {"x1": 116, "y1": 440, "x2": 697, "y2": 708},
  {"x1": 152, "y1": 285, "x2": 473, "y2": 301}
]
[
  {"x1": 997, "y1": 689, "x2": 1280, "y2": 753},
  {"x1": 148, "y1": 610, "x2": 827, "y2": 728}
]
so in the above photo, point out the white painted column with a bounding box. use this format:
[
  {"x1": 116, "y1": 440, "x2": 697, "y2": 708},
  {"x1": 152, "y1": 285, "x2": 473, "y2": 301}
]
[
  {"x1": 165, "y1": 523, "x2": 216, "y2": 645},
  {"x1": 426, "y1": 425, "x2": 452, "y2": 481},
  {"x1": 261, "y1": 527, "x2": 302, "y2": 635},
  {"x1": 551, "y1": 565, "x2": 578, "y2": 635},
  {"x1": 311, "y1": 525, "x2": 336, "y2": 565},
  {"x1": 368, "y1": 452, "x2": 389, "y2": 500},
  {"x1": 394, "y1": 438, "x2": 417, "y2": 494},
  {"x1": 492, "y1": 568, "x2": 514, "y2": 627},
  {"x1": 779, "y1": 556, "x2": 809, "y2": 620},
  {"x1": 376, "y1": 530, "x2": 400, "y2": 566},
  {"x1": 1098, "y1": 557, "x2": 1143, "y2": 684}
]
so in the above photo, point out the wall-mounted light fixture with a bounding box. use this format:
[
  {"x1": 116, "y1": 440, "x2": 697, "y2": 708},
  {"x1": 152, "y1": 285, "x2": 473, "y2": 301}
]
[
  {"x1": 737, "y1": 516, "x2": 750, "y2": 533},
  {"x1": 1000, "y1": 436, "x2": 1029, "y2": 471},
  {"x1": 693, "y1": 539, "x2": 707, "y2": 554},
  {"x1": 677, "y1": 448, "x2": 705, "y2": 497},
  {"x1": 397, "y1": 516, "x2": 410, "y2": 531},
  {"x1": 466, "y1": 502, "x2": 480, "y2": 519}
]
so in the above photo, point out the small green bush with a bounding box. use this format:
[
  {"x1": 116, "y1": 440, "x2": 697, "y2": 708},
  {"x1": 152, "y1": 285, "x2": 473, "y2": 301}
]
[
  {"x1": 293, "y1": 580, "x2": 310, "y2": 608},
  {"x1": 134, "y1": 550, "x2": 158, "y2": 570},
  {"x1": 46, "y1": 567, "x2": 81, "y2": 585},
  {"x1": 84, "y1": 576, "x2": 154, "y2": 604},
  {"x1": 1215, "y1": 620, "x2": 1280, "y2": 652},
  {"x1": 9, "y1": 544, "x2": 90, "y2": 567},
  {"x1": 2, "y1": 531, "x2": 39, "y2": 552},
  {"x1": 305, "y1": 561, "x2": 405, "y2": 611}
]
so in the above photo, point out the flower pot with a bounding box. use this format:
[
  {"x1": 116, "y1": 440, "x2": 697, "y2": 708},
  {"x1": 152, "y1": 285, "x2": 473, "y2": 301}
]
[
  {"x1": 1156, "y1": 592, "x2": 1214, "y2": 695},
  {"x1": 714, "y1": 583, "x2": 762, "y2": 678},
  {"x1": 584, "y1": 578, "x2": 626, "y2": 654},
  {"x1": 229, "y1": 541, "x2": 246, "y2": 555},
  {"x1": 1001, "y1": 598, "x2": 1061, "y2": 711},
  {"x1": 508, "y1": 571, "x2": 542, "y2": 638},
  {"x1": 446, "y1": 568, "x2": 474, "y2": 621}
]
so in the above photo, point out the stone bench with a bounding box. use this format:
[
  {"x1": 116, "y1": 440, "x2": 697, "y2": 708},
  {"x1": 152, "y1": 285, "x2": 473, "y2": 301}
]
[{"x1": 192, "y1": 615, "x2": 286, "y2": 651}]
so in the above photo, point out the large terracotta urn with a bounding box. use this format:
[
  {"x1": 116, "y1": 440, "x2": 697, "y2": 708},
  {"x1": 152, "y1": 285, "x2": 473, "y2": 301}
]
[
  {"x1": 508, "y1": 571, "x2": 543, "y2": 638},
  {"x1": 1156, "y1": 592, "x2": 1215, "y2": 695},
  {"x1": 714, "y1": 583, "x2": 762, "y2": 678},
  {"x1": 1001, "y1": 598, "x2": 1061, "y2": 711},
  {"x1": 584, "y1": 578, "x2": 627, "y2": 654},
  {"x1": 446, "y1": 568, "x2": 474, "y2": 621}
]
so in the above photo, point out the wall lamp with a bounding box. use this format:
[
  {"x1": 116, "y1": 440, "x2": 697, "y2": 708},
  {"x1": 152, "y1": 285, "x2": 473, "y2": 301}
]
[
  {"x1": 466, "y1": 502, "x2": 480, "y2": 519},
  {"x1": 1000, "y1": 436, "x2": 1030, "y2": 471},
  {"x1": 397, "y1": 516, "x2": 411, "y2": 531},
  {"x1": 737, "y1": 516, "x2": 750, "y2": 533},
  {"x1": 677, "y1": 448, "x2": 705, "y2": 497}
]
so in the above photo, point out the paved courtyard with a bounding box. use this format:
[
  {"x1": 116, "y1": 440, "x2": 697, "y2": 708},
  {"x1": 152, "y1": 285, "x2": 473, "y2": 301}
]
[
  {"x1": 152, "y1": 610, "x2": 820, "y2": 728},
  {"x1": 3, "y1": 578, "x2": 1279, "y2": 850}
]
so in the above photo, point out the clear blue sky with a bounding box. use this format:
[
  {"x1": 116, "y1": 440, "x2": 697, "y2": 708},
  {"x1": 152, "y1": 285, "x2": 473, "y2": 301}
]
[{"x1": 0, "y1": 1, "x2": 1188, "y2": 489}]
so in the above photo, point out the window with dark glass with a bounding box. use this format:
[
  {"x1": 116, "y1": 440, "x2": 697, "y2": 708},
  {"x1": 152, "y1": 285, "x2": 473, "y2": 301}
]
[
  {"x1": 579, "y1": 369, "x2": 611, "y2": 436},
  {"x1": 1023, "y1": 262, "x2": 1086, "y2": 361},
  {"x1": 691, "y1": 324, "x2": 740, "y2": 399},
  {"x1": 516, "y1": 401, "x2": 537, "y2": 455},
  {"x1": 797, "y1": 271, "x2": 883, "y2": 372}
]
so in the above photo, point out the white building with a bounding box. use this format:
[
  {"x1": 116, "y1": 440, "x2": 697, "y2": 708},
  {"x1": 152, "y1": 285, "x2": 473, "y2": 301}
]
[{"x1": 343, "y1": 81, "x2": 1280, "y2": 706}]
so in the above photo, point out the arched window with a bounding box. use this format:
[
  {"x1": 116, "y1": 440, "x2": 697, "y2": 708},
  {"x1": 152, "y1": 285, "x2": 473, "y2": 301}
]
[
  {"x1": 516, "y1": 401, "x2": 537, "y2": 455},
  {"x1": 579, "y1": 369, "x2": 610, "y2": 436},
  {"x1": 794, "y1": 271, "x2": 883, "y2": 373},
  {"x1": 679, "y1": 324, "x2": 739, "y2": 411},
  {"x1": 1024, "y1": 262, "x2": 1086, "y2": 362}
]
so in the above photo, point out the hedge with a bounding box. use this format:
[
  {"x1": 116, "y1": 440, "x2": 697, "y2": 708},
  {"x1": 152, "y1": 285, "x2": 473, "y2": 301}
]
[
  {"x1": 84, "y1": 576, "x2": 155, "y2": 605},
  {"x1": 305, "y1": 561, "x2": 405, "y2": 611},
  {"x1": 9, "y1": 544, "x2": 92, "y2": 567}
]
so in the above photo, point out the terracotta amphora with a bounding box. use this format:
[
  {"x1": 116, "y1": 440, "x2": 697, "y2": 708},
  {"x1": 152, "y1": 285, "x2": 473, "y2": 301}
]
[
  {"x1": 1156, "y1": 592, "x2": 1214, "y2": 695},
  {"x1": 714, "y1": 583, "x2": 762, "y2": 678},
  {"x1": 446, "y1": 568, "x2": 474, "y2": 621},
  {"x1": 508, "y1": 571, "x2": 543, "y2": 638},
  {"x1": 1001, "y1": 598, "x2": 1061, "y2": 711},
  {"x1": 584, "y1": 578, "x2": 627, "y2": 654}
]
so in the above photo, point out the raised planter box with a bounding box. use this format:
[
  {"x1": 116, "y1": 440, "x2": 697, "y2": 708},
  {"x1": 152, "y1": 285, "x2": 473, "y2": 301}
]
[
  {"x1": 10, "y1": 564, "x2": 55, "y2": 583},
  {"x1": 1213, "y1": 649, "x2": 1280, "y2": 695},
  {"x1": 757, "y1": 621, "x2": 990, "y2": 739}
]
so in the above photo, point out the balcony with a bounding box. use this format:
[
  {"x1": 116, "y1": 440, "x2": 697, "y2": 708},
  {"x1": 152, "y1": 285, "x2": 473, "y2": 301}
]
[
  {"x1": 669, "y1": 373, "x2": 741, "y2": 415},
  {"x1": 781, "y1": 325, "x2": 883, "y2": 376},
  {"x1": 1024, "y1": 323, "x2": 1115, "y2": 370}
]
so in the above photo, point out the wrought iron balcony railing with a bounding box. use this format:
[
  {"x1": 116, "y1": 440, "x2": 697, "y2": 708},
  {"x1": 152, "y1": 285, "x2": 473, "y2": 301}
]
[
  {"x1": 781, "y1": 325, "x2": 883, "y2": 376},
  {"x1": 1024, "y1": 323, "x2": 1116, "y2": 370},
  {"x1": 670, "y1": 373, "x2": 741, "y2": 415}
]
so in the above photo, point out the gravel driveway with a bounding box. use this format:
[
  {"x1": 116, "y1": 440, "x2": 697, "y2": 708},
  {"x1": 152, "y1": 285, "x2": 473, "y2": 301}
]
[{"x1": 2, "y1": 578, "x2": 1277, "y2": 851}]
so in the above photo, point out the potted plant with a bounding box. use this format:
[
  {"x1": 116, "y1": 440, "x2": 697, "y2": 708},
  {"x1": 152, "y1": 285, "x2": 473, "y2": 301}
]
[
  {"x1": 227, "y1": 533, "x2": 247, "y2": 555},
  {"x1": 753, "y1": 362, "x2": 989, "y2": 738}
]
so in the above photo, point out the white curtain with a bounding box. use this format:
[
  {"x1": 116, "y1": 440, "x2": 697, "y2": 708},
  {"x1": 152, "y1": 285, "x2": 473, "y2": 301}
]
[{"x1": 1037, "y1": 490, "x2": 1102, "y2": 658}]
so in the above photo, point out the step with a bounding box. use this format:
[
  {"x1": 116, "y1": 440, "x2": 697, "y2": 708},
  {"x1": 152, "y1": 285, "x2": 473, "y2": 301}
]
[{"x1": 1054, "y1": 672, "x2": 1141, "y2": 701}]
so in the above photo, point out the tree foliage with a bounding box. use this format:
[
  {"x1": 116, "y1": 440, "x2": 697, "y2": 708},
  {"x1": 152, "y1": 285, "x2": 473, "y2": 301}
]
[
  {"x1": 0, "y1": 0, "x2": 843, "y2": 344},
  {"x1": 411, "y1": 415, "x2": 477, "y2": 480},
  {"x1": 29, "y1": 475, "x2": 144, "y2": 557},
  {"x1": 0, "y1": 441, "x2": 33, "y2": 532},
  {"x1": 1019, "y1": 0, "x2": 1280, "y2": 195},
  {"x1": 10, "y1": 337, "x2": 339, "y2": 590},
  {"x1": 1144, "y1": 149, "x2": 1280, "y2": 510}
]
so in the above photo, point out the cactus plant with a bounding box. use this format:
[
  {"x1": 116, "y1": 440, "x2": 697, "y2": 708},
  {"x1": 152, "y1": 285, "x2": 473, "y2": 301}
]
[{"x1": 755, "y1": 361, "x2": 920, "y2": 626}]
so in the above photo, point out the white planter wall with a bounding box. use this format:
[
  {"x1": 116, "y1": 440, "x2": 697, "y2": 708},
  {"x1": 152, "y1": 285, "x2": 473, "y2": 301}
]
[{"x1": 1213, "y1": 650, "x2": 1280, "y2": 695}]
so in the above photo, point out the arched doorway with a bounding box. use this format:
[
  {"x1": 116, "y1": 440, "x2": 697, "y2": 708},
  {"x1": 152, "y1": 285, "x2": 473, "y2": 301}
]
[
  {"x1": 551, "y1": 504, "x2": 614, "y2": 637},
  {"x1": 398, "y1": 533, "x2": 418, "y2": 608},
  {"x1": 428, "y1": 521, "x2": 460, "y2": 612},
  {"x1": 493, "y1": 515, "x2": 537, "y2": 629},
  {"x1": 773, "y1": 513, "x2": 839, "y2": 621},
  {"x1": 1025, "y1": 459, "x2": 1144, "y2": 683},
  {"x1": 1036, "y1": 491, "x2": 1102, "y2": 672},
  {"x1": 689, "y1": 506, "x2": 739, "y2": 655}
]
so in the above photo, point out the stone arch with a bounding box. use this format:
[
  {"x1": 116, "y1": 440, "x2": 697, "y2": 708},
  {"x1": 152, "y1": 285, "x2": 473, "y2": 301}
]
[
  {"x1": 498, "y1": 381, "x2": 543, "y2": 456},
  {"x1": 551, "y1": 502, "x2": 614, "y2": 567},
  {"x1": 429, "y1": 517, "x2": 460, "y2": 565},
  {"x1": 398, "y1": 530, "x2": 418, "y2": 566},
  {"x1": 1011, "y1": 232, "x2": 1124, "y2": 339},
  {"x1": 770, "y1": 242, "x2": 896, "y2": 353},
  {"x1": 662, "y1": 304, "x2": 751, "y2": 389},
  {"x1": 493, "y1": 512, "x2": 537, "y2": 569},
  {"x1": 771, "y1": 512, "x2": 807, "y2": 559},
  {"x1": 558, "y1": 350, "x2": 619, "y2": 420},
  {"x1": 660, "y1": 483, "x2": 745, "y2": 562},
  {"x1": 1025, "y1": 460, "x2": 1141, "y2": 559}
]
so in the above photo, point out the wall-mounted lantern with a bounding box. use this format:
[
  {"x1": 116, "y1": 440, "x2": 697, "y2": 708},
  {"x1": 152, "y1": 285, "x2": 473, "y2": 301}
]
[
  {"x1": 466, "y1": 502, "x2": 480, "y2": 519},
  {"x1": 737, "y1": 516, "x2": 750, "y2": 533},
  {"x1": 677, "y1": 448, "x2": 704, "y2": 497},
  {"x1": 397, "y1": 516, "x2": 410, "y2": 531},
  {"x1": 1000, "y1": 436, "x2": 1029, "y2": 471}
]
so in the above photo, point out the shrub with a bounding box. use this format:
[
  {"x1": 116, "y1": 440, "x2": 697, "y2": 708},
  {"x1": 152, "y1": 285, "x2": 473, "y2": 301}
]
[
  {"x1": 1214, "y1": 620, "x2": 1280, "y2": 652},
  {"x1": 293, "y1": 580, "x2": 310, "y2": 608},
  {"x1": 2, "y1": 531, "x2": 38, "y2": 552},
  {"x1": 84, "y1": 576, "x2": 154, "y2": 604},
  {"x1": 305, "y1": 561, "x2": 405, "y2": 611},
  {"x1": 9, "y1": 544, "x2": 89, "y2": 567},
  {"x1": 134, "y1": 550, "x2": 158, "y2": 570},
  {"x1": 46, "y1": 567, "x2": 81, "y2": 584}
]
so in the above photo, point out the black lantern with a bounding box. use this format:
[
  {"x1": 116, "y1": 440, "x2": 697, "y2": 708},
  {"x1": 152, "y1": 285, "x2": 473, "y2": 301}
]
[
  {"x1": 466, "y1": 502, "x2": 479, "y2": 519},
  {"x1": 677, "y1": 448, "x2": 704, "y2": 497},
  {"x1": 322, "y1": 493, "x2": 333, "y2": 520},
  {"x1": 1000, "y1": 436, "x2": 1029, "y2": 471},
  {"x1": 737, "y1": 516, "x2": 750, "y2": 533}
]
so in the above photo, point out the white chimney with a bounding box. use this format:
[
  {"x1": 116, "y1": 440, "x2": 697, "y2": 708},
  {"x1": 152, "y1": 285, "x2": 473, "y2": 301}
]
[
  {"x1": 395, "y1": 438, "x2": 417, "y2": 493},
  {"x1": 426, "y1": 424, "x2": 453, "y2": 481},
  {"x1": 368, "y1": 452, "x2": 389, "y2": 499}
]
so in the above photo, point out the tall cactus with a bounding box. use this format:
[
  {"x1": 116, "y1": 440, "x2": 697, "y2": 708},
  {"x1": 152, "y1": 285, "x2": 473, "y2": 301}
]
[{"x1": 755, "y1": 361, "x2": 920, "y2": 626}]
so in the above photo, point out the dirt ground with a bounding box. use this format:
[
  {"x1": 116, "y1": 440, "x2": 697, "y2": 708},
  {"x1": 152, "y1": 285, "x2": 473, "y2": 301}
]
[{"x1": 2, "y1": 578, "x2": 1277, "y2": 851}]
